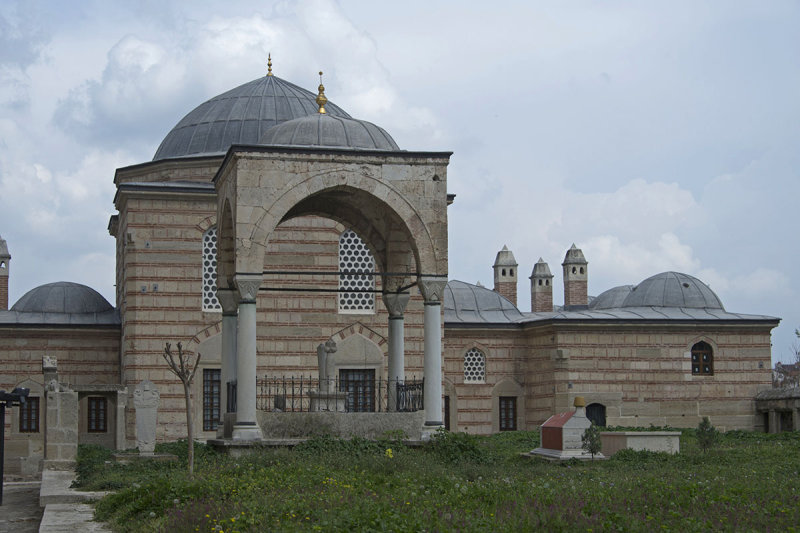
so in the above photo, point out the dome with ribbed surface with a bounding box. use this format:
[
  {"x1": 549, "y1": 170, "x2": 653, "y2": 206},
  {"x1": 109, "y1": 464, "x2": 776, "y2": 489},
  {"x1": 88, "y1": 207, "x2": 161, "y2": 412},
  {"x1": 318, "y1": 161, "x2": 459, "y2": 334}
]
[
  {"x1": 258, "y1": 113, "x2": 399, "y2": 151},
  {"x1": 621, "y1": 272, "x2": 723, "y2": 309},
  {"x1": 153, "y1": 75, "x2": 351, "y2": 160},
  {"x1": 11, "y1": 282, "x2": 113, "y2": 314},
  {"x1": 589, "y1": 285, "x2": 633, "y2": 309}
]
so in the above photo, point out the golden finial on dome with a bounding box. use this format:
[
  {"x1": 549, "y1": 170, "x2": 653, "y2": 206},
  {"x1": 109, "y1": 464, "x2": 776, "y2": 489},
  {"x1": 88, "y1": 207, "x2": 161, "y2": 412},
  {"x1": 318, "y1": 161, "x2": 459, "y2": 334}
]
[
  {"x1": 316, "y1": 71, "x2": 327, "y2": 114},
  {"x1": 267, "y1": 53, "x2": 273, "y2": 76}
]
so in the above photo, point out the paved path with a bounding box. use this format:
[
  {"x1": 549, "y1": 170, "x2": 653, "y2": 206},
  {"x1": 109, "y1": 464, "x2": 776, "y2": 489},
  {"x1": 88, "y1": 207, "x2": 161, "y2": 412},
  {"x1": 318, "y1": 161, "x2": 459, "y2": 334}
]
[{"x1": 0, "y1": 482, "x2": 43, "y2": 533}]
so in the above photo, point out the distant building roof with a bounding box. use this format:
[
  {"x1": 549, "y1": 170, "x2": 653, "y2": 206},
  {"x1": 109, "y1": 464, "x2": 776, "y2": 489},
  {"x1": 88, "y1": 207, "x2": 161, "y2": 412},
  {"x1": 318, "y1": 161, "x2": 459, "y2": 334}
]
[{"x1": 444, "y1": 280, "x2": 524, "y2": 324}]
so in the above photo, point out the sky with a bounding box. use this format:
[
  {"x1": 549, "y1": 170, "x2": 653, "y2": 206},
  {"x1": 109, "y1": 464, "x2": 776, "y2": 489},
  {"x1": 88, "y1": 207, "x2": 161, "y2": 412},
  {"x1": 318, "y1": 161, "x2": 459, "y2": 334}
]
[{"x1": 1, "y1": 0, "x2": 799, "y2": 363}]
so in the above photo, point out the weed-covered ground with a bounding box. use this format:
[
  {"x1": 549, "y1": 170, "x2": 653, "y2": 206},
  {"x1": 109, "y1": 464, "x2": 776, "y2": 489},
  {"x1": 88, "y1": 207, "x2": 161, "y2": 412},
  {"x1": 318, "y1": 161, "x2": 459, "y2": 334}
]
[{"x1": 76, "y1": 429, "x2": 800, "y2": 532}]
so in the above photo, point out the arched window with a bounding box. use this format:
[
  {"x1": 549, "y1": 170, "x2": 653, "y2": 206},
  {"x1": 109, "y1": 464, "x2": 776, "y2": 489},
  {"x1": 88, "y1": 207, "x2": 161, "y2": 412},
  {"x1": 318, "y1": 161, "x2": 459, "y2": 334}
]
[
  {"x1": 202, "y1": 227, "x2": 221, "y2": 311},
  {"x1": 338, "y1": 229, "x2": 375, "y2": 313},
  {"x1": 586, "y1": 403, "x2": 606, "y2": 427},
  {"x1": 463, "y1": 348, "x2": 486, "y2": 383},
  {"x1": 691, "y1": 341, "x2": 713, "y2": 375}
]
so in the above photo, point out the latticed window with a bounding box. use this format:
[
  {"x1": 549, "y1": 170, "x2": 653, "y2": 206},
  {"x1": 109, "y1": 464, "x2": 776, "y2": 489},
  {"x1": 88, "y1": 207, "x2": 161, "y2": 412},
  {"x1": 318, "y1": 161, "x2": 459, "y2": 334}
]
[
  {"x1": 338, "y1": 229, "x2": 375, "y2": 313},
  {"x1": 203, "y1": 369, "x2": 221, "y2": 431},
  {"x1": 202, "y1": 227, "x2": 222, "y2": 311},
  {"x1": 499, "y1": 396, "x2": 517, "y2": 431},
  {"x1": 464, "y1": 348, "x2": 486, "y2": 383},
  {"x1": 19, "y1": 396, "x2": 39, "y2": 433},
  {"x1": 691, "y1": 341, "x2": 714, "y2": 375},
  {"x1": 87, "y1": 397, "x2": 107, "y2": 432}
]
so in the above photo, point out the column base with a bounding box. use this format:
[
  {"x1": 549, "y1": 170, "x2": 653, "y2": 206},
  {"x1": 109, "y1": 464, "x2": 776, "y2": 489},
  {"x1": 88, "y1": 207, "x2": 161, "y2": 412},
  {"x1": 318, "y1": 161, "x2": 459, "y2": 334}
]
[
  {"x1": 420, "y1": 421, "x2": 444, "y2": 441},
  {"x1": 232, "y1": 422, "x2": 263, "y2": 441}
]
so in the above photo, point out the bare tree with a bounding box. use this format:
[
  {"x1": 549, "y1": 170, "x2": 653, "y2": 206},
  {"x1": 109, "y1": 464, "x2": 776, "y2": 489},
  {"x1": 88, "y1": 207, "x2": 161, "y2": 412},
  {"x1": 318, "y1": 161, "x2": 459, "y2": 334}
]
[{"x1": 163, "y1": 342, "x2": 201, "y2": 475}]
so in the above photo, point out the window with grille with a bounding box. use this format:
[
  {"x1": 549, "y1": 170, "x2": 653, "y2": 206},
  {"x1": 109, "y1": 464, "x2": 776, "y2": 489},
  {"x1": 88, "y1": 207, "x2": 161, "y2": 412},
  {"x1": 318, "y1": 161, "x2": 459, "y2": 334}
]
[
  {"x1": 203, "y1": 369, "x2": 221, "y2": 431},
  {"x1": 339, "y1": 369, "x2": 376, "y2": 412},
  {"x1": 88, "y1": 397, "x2": 107, "y2": 432},
  {"x1": 691, "y1": 341, "x2": 714, "y2": 375},
  {"x1": 464, "y1": 348, "x2": 486, "y2": 383},
  {"x1": 338, "y1": 229, "x2": 375, "y2": 313},
  {"x1": 202, "y1": 227, "x2": 222, "y2": 311},
  {"x1": 19, "y1": 396, "x2": 39, "y2": 433},
  {"x1": 499, "y1": 396, "x2": 517, "y2": 431}
]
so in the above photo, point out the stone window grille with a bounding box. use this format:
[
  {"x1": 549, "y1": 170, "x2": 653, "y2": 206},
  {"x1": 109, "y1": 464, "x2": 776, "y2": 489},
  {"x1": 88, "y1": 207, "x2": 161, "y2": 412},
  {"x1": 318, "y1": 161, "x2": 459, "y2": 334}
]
[
  {"x1": 203, "y1": 369, "x2": 221, "y2": 431},
  {"x1": 19, "y1": 396, "x2": 39, "y2": 433},
  {"x1": 338, "y1": 229, "x2": 375, "y2": 313},
  {"x1": 202, "y1": 227, "x2": 222, "y2": 312},
  {"x1": 499, "y1": 396, "x2": 517, "y2": 431},
  {"x1": 87, "y1": 397, "x2": 107, "y2": 433},
  {"x1": 691, "y1": 341, "x2": 714, "y2": 375},
  {"x1": 464, "y1": 348, "x2": 486, "y2": 383}
]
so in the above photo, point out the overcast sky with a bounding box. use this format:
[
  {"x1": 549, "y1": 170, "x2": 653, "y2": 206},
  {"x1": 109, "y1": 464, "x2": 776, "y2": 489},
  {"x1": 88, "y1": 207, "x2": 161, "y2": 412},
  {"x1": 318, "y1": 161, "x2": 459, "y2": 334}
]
[{"x1": 1, "y1": 0, "x2": 798, "y2": 362}]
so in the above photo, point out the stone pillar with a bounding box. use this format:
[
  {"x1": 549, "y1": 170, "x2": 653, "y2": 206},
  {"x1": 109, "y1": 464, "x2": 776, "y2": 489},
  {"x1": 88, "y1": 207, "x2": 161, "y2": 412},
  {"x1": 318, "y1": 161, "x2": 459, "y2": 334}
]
[
  {"x1": 418, "y1": 277, "x2": 447, "y2": 431},
  {"x1": 383, "y1": 293, "x2": 410, "y2": 411},
  {"x1": 768, "y1": 409, "x2": 779, "y2": 434},
  {"x1": 44, "y1": 382, "x2": 78, "y2": 469},
  {"x1": 217, "y1": 288, "x2": 238, "y2": 437},
  {"x1": 793, "y1": 408, "x2": 800, "y2": 432},
  {"x1": 233, "y1": 274, "x2": 263, "y2": 441},
  {"x1": 115, "y1": 388, "x2": 128, "y2": 450},
  {"x1": 133, "y1": 380, "x2": 159, "y2": 456}
]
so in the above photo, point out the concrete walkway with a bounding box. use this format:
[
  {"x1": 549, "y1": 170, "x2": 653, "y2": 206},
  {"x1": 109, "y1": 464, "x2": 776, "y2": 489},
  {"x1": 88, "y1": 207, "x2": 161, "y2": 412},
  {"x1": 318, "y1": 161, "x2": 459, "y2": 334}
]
[
  {"x1": 0, "y1": 482, "x2": 43, "y2": 533},
  {"x1": 37, "y1": 470, "x2": 111, "y2": 532}
]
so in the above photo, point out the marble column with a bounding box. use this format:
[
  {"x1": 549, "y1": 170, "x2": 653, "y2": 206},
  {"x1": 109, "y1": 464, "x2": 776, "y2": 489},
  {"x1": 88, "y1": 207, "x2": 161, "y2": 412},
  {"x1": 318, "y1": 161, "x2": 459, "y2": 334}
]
[
  {"x1": 232, "y1": 274, "x2": 263, "y2": 441},
  {"x1": 418, "y1": 277, "x2": 447, "y2": 429},
  {"x1": 383, "y1": 293, "x2": 410, "y2": 411},
  {"x1": 768, "y1": 409, "x2": 779, "y2": 434},
  {"x1": 217, "y1": 288, "x2": 238, "y2": 437}
]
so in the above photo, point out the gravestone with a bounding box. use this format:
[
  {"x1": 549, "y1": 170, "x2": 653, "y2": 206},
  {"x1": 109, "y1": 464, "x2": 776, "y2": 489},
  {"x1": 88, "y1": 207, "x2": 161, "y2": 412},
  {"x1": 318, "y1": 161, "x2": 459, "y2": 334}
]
[
  {"x1": 133, "y1": 380, "x2": 159, "y2": 456},
  {"x1": 530, "y1": 396, "x2": 604, "y2": 460}
]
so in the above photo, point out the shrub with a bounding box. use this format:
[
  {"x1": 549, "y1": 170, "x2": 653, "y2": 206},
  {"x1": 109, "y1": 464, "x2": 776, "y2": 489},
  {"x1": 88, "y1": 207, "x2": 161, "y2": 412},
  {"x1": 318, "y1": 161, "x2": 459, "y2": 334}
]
[
  {"x1": 582, "y1": 423, "x2": 602, "y2": 459},
  {"x1": 697, "y1": 416, "x2": 717, "y2": 452}
]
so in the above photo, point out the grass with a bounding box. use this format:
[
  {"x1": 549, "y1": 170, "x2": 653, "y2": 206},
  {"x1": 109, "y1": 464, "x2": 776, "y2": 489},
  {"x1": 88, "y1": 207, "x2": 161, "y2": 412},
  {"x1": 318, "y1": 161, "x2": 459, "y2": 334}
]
[{"x1": 76, "y1": 429, "x2": 800, "y2": 532}]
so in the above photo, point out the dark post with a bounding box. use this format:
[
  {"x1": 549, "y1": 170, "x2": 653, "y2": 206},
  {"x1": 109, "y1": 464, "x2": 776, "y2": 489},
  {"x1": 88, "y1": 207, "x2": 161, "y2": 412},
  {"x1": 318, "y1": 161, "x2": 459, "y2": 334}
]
[{"x1": 0, "y1": 387, "x2": 29, "y2": 506}]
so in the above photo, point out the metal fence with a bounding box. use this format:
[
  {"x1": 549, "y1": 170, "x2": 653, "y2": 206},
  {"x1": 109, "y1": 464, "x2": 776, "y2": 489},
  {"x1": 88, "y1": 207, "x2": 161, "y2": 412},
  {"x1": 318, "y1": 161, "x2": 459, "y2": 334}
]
[{"x1": 249, "y1": 376, "x2": 424, "y2": 413}]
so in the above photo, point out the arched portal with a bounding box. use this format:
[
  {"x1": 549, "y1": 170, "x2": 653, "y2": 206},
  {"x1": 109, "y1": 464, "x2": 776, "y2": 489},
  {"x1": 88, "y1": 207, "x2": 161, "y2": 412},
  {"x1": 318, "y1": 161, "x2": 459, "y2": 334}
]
[{"x1": 214, "y1": 147, "x2": 451, "y2": 439}]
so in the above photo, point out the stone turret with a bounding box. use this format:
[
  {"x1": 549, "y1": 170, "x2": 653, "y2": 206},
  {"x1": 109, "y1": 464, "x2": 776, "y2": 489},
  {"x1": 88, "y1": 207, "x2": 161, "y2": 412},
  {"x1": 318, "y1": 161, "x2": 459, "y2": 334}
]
[
  {"x1": 562, "y1": 244, "x2": 588, "y2": 309},
  {"x1": 493, "y1": 245, "x2": 518, "y2": 306},
  {"x1": 0, "y1": 235, "x2": 9, "y2": 310},
  {"x1": 530, "y1": 258, "x2": 553, "y2": 312}
]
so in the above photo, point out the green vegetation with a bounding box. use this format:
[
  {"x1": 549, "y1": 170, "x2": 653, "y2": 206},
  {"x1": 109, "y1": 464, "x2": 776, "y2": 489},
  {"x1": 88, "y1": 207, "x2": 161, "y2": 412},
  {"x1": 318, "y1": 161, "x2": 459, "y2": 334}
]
[
  {"x1": 77, "y1": 429, "x2": 800, "y2": 532},
  {"x1": 697, "y1": 416, "x2": 718, "y2": 452},
  {"x1": 581, "y1": 423, "x2": 602, "y2": 459}
]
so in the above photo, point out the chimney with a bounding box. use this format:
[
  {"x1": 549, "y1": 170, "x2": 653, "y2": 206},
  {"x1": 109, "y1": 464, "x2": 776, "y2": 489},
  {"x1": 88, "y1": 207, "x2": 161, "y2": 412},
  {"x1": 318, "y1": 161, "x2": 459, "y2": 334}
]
[
  {"x1": 0, "y1": 235, "x2": 9, "y2": 310},
  {"x1": 530, "y1": 258, "x2": 553, "y2": 312},
  {"x1": 562, "y1": 243, "x2": 588, "y2": 309},
  {"x1": 492, "y1": 245, "x2": 518, "y2": 306}
]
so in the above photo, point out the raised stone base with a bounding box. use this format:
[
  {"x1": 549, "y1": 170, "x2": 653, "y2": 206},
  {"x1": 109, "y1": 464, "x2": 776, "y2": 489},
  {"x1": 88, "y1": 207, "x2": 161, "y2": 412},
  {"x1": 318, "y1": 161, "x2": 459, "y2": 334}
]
[
  {"x1": 232, "y1": 423, "x2": 263, "y2": 441},
  {"x1": 529, "y1": 447, "x2": 606, "y2": 461},
  {"x1": 600, "y1": 431, "x2": 681, "y2": 456},
  {"x1": 308, "y1": 391, "x2": 347, "y2": 412}
]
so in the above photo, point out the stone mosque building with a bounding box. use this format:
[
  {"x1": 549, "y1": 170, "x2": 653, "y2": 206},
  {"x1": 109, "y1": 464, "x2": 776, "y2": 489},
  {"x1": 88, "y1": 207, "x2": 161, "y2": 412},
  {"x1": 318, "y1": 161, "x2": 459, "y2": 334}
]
[{"x1": 0, "y1": 60, "x2": 779, "y2": 477}]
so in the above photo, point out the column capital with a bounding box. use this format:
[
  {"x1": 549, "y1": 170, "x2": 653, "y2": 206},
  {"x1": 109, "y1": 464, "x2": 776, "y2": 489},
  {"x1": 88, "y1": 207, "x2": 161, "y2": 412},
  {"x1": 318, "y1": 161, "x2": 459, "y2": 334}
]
[
  {"x1": 382, "y1": 292, "x2": 411, "y2": 318},
  {"x1": 418, "y1": 276, "x2": 447, "y2": 304},
  {"x1": 217, "y1": 287, "x2": 239, "y2": 315},
  {"x1": 234, "y1": 273, "x2": 262, "y2": 303}
]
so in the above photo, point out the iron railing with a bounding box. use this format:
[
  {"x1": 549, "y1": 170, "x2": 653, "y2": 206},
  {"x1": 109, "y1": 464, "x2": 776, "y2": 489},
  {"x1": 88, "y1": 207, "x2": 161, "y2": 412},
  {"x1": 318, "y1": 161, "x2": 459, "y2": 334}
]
[{"x1": 248, "y1": 376, "x2": 424, "y2": 413}]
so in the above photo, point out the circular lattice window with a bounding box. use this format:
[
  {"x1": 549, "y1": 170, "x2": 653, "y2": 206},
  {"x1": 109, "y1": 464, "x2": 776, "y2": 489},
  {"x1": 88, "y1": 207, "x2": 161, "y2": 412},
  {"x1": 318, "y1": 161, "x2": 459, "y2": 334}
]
[
  {"x1": 202, "y1": 227, "x2": 221, "y2": 311},
  {"x1": 338, "y1": 229, "x2": 375, "y2": 313},
  {"x1": 464, "y1": 348, "x2": 486, "y2": 383}
]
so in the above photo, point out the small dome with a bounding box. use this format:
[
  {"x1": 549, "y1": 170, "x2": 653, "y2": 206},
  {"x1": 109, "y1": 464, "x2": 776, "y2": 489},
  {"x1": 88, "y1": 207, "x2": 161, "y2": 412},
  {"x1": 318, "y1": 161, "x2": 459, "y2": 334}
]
[
  {"x1": 621, "y1": 272, "x2": 723, "y2": 309},
  {"x1": 258, "y1": 113, "x2": 399, "y2": 151},
  {"x1": 153, "y1": 75, "x2": 351, "y2": 160},
  {"x1": 444, "y1": 280, "x2": 523, "y2": 323},
  {"x1": 11, "y1": 282, "x2": 114, "y2": 314},
  {"x1": 589, "y1": 285, "x2": 633, "y2": 309}
]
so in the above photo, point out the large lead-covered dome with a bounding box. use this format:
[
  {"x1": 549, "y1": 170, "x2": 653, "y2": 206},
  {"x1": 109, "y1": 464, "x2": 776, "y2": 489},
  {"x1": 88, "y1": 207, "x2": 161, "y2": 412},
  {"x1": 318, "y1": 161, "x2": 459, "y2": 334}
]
[
  {"x1": 620, "y1": 272, "x2": 724, "y2": 309},
  {"x1": 153, "y1": 74, "x2": 351, "y2": 161},
  {"x1": 11, "y1": 282, "x2": 114, "y2": 314}
]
